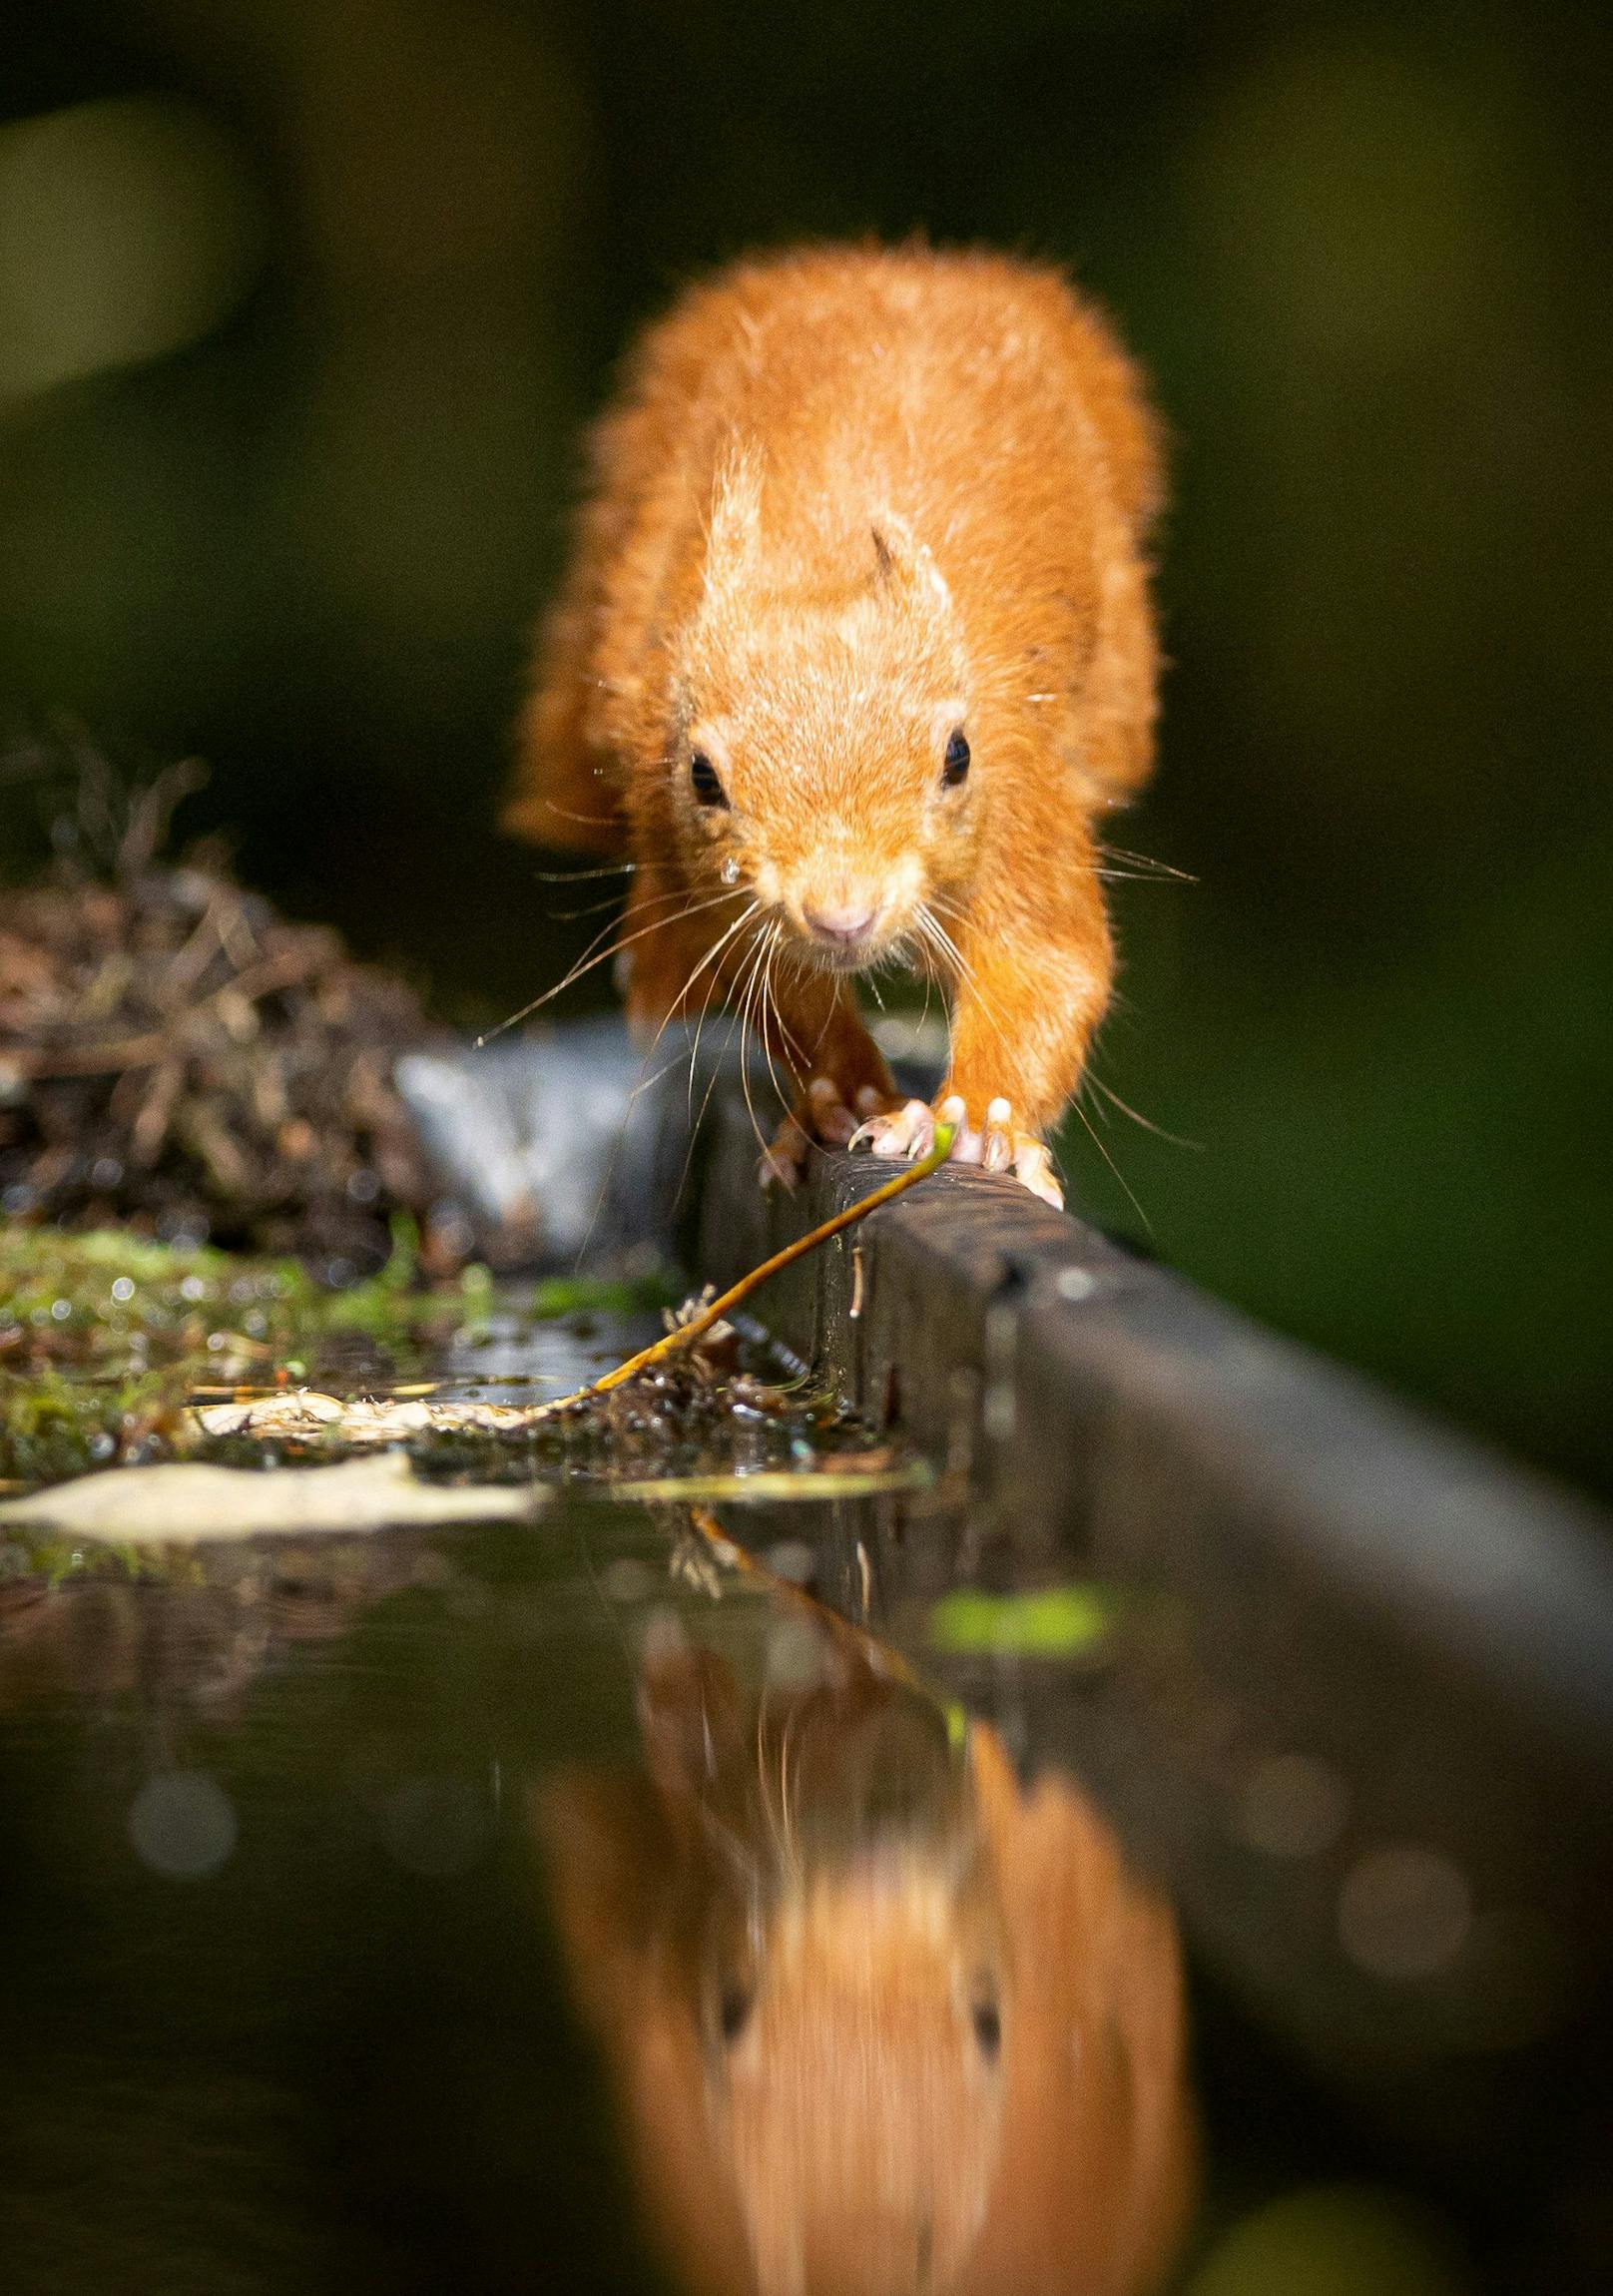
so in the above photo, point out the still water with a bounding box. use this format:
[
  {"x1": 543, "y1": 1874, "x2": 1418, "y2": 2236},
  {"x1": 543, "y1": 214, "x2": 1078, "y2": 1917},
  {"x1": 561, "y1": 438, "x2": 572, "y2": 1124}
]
[{"x1": 0, "y1": 1302, "x2": 1475, "y2": 2296}]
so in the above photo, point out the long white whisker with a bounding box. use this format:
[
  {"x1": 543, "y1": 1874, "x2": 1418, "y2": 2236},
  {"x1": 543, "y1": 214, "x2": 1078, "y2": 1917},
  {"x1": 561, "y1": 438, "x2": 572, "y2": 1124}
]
[
  {"x1": 546, "y1": 889, "x2": 642, "y2": 922},
  {"x1": 675, "y1": 951, "x2": 761, "y2": 1202},
  {"x1": 526, "y1": 860, "x2": 638, "y2": 883},
  {"x1": 545, "y1": 873, "x2": 711, "y2": 928},
  {"x1": 1096, "y1": 842, "x2": 1197, "y2": 884},
  {"x1": 679, "y1": 899, "x2": 765, "y2": 1117},
  {"x1": 1065, "y1": 1090, "x2": 1154, "y2": 1235},
  {"x1": 755, "y1": 926, "x2": 800, "y2": 1117},
  {"x1": 1084, "y1": 1070, "x2": 1202, "y2": 1152},
  {"x1": 476, "y1": 887, "x2": 739, "y2": 1044},
  {"x1": 568, "y1": 897, "x2": 764, "y2": 1264},
  {"x1": 915, "y1": 907, "x2": 1015, "y2": 1067},
  {"x1": 734, "y1": 928, "x2": 776, "y2": 1157}
]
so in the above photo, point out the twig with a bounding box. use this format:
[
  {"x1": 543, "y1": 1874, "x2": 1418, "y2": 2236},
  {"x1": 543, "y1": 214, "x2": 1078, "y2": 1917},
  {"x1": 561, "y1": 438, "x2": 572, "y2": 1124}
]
[
  {"x1": 10, "y1": 1032, "x2": 172, "y2": 1079},
  {"x1": 549, "y1": 1124, "x2": 955, "y2": 1411}
]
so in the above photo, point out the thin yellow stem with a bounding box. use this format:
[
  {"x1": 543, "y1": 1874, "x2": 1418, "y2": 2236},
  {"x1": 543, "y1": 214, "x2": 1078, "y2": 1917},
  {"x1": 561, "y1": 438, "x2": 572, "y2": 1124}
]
[{"x1": 552, "y1": 1124, "x2": 955, "y2": 1410}]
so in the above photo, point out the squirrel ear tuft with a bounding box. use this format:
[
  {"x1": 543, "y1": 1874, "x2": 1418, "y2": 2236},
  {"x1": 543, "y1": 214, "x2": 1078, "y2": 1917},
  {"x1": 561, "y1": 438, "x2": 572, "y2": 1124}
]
[
  {"x1": 705, "y1": 448, "x2": 763, "y2": 589},
  {"x1": 870, "y1": 511, "x2": 952, "y2": 611}
]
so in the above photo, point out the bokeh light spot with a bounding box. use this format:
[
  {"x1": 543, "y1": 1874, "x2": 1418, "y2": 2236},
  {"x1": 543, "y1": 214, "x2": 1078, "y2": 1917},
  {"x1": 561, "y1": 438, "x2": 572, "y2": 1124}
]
[
  {"x1": 127, "y1": 1769, "x2": 239, "y2": 1880},
  {"x1": 0, "y1": 95, "x2": 266, "y2": 402},
  {"x1": 1235, "y1": 1752, "x2": 1350, "y2": 1859},
  {"x1": 1338, "y1": 1844, "x2": 1473, "y2": 1981},
  {"x1": 1185, "y1": 2182, "x2": 1473, "y2": 2296}
]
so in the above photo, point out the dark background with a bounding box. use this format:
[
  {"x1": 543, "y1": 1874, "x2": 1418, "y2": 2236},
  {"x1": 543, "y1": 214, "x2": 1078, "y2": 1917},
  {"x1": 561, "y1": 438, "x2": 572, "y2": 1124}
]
[{"x1": 1, "y1": 0, "x2": 1609, "y2": 1497}]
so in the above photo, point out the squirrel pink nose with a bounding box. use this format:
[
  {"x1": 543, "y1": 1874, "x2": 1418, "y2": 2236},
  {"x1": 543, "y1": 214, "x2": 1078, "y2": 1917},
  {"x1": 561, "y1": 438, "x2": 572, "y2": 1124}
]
[{"x1": 802, "y1": 898, "x2": 879, "y2": 948}]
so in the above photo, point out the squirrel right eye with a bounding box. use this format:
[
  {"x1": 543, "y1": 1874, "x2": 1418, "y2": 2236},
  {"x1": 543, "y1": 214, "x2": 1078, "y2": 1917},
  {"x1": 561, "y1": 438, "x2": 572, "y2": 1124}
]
[
  {"x1": 970, "y1": 1984, "x2": 1002, "y2": 2062},
  {"x1": 690, "y1": 751, "x2": 728, "y2": 808},
  {"x1": 718, "y1": 1979, "x2": 754, "y2": 2043}
]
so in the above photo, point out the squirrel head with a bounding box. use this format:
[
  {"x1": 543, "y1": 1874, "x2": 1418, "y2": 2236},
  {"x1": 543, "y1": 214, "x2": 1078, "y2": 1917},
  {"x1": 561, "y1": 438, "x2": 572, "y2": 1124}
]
[
  {"x1": 671, "y1": 452, "x2": 979, "y2": 974},
  {"x1": 536, "y1": 1622, "x2": 1194, "y2": 2296}
]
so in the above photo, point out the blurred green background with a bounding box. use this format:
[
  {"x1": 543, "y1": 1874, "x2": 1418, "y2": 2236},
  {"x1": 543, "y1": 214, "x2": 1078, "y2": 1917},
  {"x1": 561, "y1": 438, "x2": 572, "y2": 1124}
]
[{"x1": 1, "y1": 0, "x2": 1608, "y2": 1497}]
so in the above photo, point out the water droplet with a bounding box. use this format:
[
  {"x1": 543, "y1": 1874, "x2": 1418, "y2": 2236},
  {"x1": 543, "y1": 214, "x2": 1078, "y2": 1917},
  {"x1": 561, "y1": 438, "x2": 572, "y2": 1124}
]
[{"x1": 721, "y1": 857, "x2": 742, "y2": 885}]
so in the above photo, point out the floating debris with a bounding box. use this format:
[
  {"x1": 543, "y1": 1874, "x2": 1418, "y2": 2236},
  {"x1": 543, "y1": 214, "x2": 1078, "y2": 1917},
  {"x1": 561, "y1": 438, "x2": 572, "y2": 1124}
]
[
  {"x1": 0, "y1": 1450, "x2": 544, "y2": 1542},
  {"x1": 188, "y1": 1389, "x2": 539, "y2": 1445},
  {"x1": 180, "y1": 1145, "x2": 957, "y2": 1471},
  {"x1": 927, "y1": 1582, "x2": 1119, "y2": 1658},
  {"x1": 605, "y1": 1461, "x2": 930, "y2": 1504}
]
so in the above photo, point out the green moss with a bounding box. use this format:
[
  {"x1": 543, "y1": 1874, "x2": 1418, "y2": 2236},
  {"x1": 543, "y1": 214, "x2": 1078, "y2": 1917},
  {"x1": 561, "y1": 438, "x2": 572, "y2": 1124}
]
[
  {"x1": 0, "y1": 1219, "x2": 468, "y2": 1483},
  {"x1": 0, "y1": 1365, "x2": 188, "y2": 1487},
  {"x1": 0, "y1": 1221, "x2": 681, "y2": 1367},
  {"x1": 0, "y1": 1217, "x2": 478, "y2": 1364},
  {"x1": 0, "y1": 1220, "x2": 693, "y2": 1490}
]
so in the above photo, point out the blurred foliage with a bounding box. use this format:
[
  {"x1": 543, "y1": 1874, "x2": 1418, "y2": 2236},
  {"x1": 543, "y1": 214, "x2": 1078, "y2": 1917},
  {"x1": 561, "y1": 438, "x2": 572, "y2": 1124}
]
[
  {"x1": 0, "y1": 0, "x2": 1608, "y2": 1494},
  {"x1": 1184, "y1": 2182, "x2": 1474, "y2": 2296},
  {"x1": 0, "y1": 1217, "x2": 475, "y2": 1482},
  {"x1": 0, "y1": 1213, "x2": 467, "y2": 1368}
]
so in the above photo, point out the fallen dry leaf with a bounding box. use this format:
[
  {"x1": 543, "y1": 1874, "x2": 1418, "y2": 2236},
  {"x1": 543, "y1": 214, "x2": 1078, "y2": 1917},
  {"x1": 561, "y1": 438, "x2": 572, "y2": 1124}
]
[{"x1": 0, "y1": 1451, "x2": 544, "y2": 1542}]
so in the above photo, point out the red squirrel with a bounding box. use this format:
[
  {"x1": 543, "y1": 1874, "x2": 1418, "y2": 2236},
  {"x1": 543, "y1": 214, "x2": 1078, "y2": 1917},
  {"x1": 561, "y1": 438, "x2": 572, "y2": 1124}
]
[
  {"x1": 506, "y1": 244, "x2": 1163, "y2": 1204},
  {"x1": 535, "y1": 1626, "x2": 1194, "y2": 2296}
]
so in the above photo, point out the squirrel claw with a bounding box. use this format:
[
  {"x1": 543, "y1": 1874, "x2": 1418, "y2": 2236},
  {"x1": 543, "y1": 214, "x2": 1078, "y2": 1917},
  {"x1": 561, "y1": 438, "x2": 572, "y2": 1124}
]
[
  {"x1": 760, "y1": 1115, "x2": 809, "y2": 1192},
  {"x1": 850, "y1": 1091, "x2": 1065, "y2": 1206},
  {"x1": 781, "y1": 1085, "x2": 1064, "y2": 1209},
  {"x1": 848, "y1": 1097, "x2": 937, "y2": 1161},
  {"x1": 1010, "y1": 1135, "x2": 1064, "y2": 1207},
  {"x1": 976, "y1": 1097, "x2": 1064, "y2": 1205}
]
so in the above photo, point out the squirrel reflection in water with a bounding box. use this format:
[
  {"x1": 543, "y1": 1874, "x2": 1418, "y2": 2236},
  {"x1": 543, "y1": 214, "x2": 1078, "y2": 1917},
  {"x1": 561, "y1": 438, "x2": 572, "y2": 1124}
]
[{"x1": 535, "y1": 1601, "x2": 1195, "y2": 2296}]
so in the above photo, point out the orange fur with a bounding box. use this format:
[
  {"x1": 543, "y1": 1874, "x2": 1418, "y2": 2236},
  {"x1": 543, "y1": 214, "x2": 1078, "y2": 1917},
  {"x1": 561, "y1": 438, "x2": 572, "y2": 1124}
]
[
  {"x1": 534, "y1": 1634, "x2": 1194, "y2": 2296},
  {"x1": 507, "y1": 243, "x2": 1163, "y2": 1195}
]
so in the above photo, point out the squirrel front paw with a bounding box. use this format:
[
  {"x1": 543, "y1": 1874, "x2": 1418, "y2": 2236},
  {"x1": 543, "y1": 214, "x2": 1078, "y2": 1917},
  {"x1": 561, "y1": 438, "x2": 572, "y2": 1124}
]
[
  {"x1": 850, "y1": 1093, "x2": 1064, "y2": 1208},
  {"x1": 761, "y1": 1077, "x2": 896, "y2": 1190}
]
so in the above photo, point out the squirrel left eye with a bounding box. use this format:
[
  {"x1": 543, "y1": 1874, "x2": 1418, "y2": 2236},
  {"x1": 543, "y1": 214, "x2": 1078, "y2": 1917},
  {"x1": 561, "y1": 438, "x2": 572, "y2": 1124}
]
[
  {"x1": 690, "y1": 750, "x2": 728, "y2": 808},
  {"x1": 970, "y1": 1978, "x2": 1001, "y2": 2062},
  {"x1": 942, "y1": 728, "x2": 970, "y2": 788}
]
